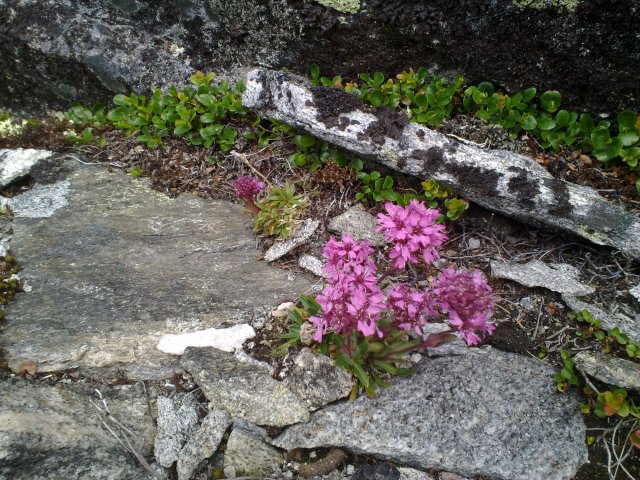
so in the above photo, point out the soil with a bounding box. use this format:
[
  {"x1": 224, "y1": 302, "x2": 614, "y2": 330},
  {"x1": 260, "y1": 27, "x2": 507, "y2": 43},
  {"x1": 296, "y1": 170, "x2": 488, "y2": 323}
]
[{"x1": 1, "y1": 111, "x2": 639, "y2": 479}]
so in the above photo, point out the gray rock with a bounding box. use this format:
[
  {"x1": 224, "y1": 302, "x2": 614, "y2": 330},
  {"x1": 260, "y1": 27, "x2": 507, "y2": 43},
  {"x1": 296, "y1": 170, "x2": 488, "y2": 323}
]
[
  {"x1": 630, "y1": 285, "x2": 640, "y2": 304},
  {"x1": 351, "y1": 464, "x2": 399, "y2": 480},
  {"x1": 282, "y1": 348, "x2": 353, "y2": 410},
  {"x1": 562, "y1": 295, "x2": 640, "y2": 343},
  {"x1": 328, "y1": 204, "x2": 385, "y2": 247},
  {"x1": 263, "y1": 218, "x2": 320, "y2": 262},
  {"x1": 0, "y1": 376, "x2": 155, "y2": 479},
  {"x1": 177, "y1": 408, "x2": 232, "y2": 480},
  {"x1": 398, "y1": 467, "x2": 434, "y2": 480},
  {"x1": 422, "y1": 323, "x2": 469, "y2": 357},
  {"x1": 242, "y1": 69, "x2": 640, "y2": 261},
  {"x1": 10, "y1": 180, "x2": 71, "y2": 218},
  {"x1": 299, "y1": 254, "x2": 325, "y2": 277},
  {"x1": 490, "y1": 260, "x2": 594, "y2": 296},
  {"x1": 0, "y1": 149, "x2": 55, "y2": 187},
  {"x1": 223, "y1": 419, "x2": 284, "y2": 477},
  {"x1": 154, "y1": 395, "x2": 199, "y2": 468},
  {"x1": 272, "y1": 349, "x2": 587, "y2": 480},
  {"x1": 573, "y1": 351, "x2": 640, "y2": 392},
  {"x1": 223, "y1": 465, "x2": 237, "y2": 478},
  {"x1": 1, "y1": 163, "x2": 311, "y2": 379},
  {"x1": 181, "y1": 347, "x2": 309, "y2": 427}
]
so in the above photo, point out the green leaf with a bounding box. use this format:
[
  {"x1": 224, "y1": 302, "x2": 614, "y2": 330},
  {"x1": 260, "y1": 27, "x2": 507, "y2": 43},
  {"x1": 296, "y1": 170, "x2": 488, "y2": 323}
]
[
  {"x1": 382, "y1": 176, "x2": 394, "y2": 189},
  {"x1": 579, "y1": 113, "x2": 595, "y2": 135},
  {"x1": 173, "y1": 124, "x2": 192, "y2": 135},
  {"x1": 591, "y1": 128, "x2": 611, "y2": 150},
  {"x1": 537, "y1": 116, "x2": 556, "y2": 131},
  {"x1": 477, "y1": 81, "x2": 495, "y2": 94},
  {"x1": 294, "y1": 134, "x2": 316, "y2": 149},
  {"x1": 414, "y1": 94, "x2": 429, "y2": 109},
  {"x1": 540, "y1": 90, "x2": 562, "y2": 112},
  {"x1": 350, "y1": 360, "x2": 370, "y2": 388},
  {"x1": 522, "y1": 87, "x2": 537, "y2": 103},
  {"x1": 472, "y1": 89, "x2": 487, "y2": 105},
  {"x1": 619, "y1": 131, "x2": 639, "y2": 147},
  {"x1": 617, "y1": 110, "x2": 637, "y2": 132},
  {"x1": 520, "y1": 115, "x2": 537, "y2": 131},
  {"x1": 555, "y1": 110, "x2": 570, "y2": 127},
  {"x1": 369, "y1": 91, "x2": 385, "y2": 108}
]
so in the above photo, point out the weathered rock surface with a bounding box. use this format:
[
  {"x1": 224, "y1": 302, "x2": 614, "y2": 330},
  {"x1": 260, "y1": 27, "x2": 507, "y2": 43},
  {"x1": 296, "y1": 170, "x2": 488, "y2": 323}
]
[
  {"x1": 176, "y1": 408, "x2": 232, "y2": 480},
  {"x1": 1, "y1": 157, "x2": 312, "y2": 379},
  {"x1": 0, "y1": 148, "x2": 55, "y2": 187},
  {"x1": 630, "y1": 285, "x2": 640, "y2": 304},
  {"x1": 282, "y1": 348, "x2": 353, "y2": 410},
  {"x1": 272, "y1": 349, "x2": 587, "y2": 480},
  {"x1": 573, "y1": 351, "x2": 640, "y2": 392},
  {"x1": 263, "y1": 218, "x2": 320, "y2": 262},
  {"x1": 0, "y1": 376, "x2": 154, "y2": 479},
  {"x1": 398, "y1": 467, "x2": 434, "y2": 480},
  {"x1": 181, "y1": 347, "x2": 309, "y2": 427},
  {"x1": 223, "y1": 419, "x2": 284, "y2": 477},
  {"x1": 328, "y1": 203, "x2": 385, "y2": 246},
  {"x1": 562, "y1": 295, "x2": 640, "y2": 342},
  {"x1": 490, "y1": 259, "x2": 595, "y2": 296},
  {"x1": 154, "y1": 395, "x2": 199, "y2": 468},
  {"x1": 2, "y1": 1, "x2": 638, "y2": 114},
  {"x1": 299, "y1": 254, "x2": 325, "y2": 277},
  {"x1": 242, "y1": 69, "x2": 640, "y2": 261}
]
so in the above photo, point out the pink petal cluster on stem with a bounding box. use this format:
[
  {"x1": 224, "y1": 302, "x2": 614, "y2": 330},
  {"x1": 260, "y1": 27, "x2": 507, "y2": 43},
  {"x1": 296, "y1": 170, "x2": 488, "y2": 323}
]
[
  {"x1": 232, "y1": 176, "x2": 264, "y2": 202},
  {"x1": 375, "y1": 200, "x2": 448, "y2": 270}
]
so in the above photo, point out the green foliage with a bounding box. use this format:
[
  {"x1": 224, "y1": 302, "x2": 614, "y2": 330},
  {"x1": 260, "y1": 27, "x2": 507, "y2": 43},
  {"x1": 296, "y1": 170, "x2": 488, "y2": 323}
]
[
  {"x1": 310, "y1": 65, "x2": 640, "y2": 191},
  {"x1": 128, "y1": 165, "x2": 144, "y2": 178},
  {"x1": 254, "y1": 182, "x2": 306, "y2": 238},
  {"x1": 242, "y1": 117, "x2": 295, "y2": 147},
  {"x1": 356, "y1": 170, "x2": 411, "y2": 204},
  {"x1": 277, "y1": 295, "x2": 320, "y2": 356},
  {"x1": 571, "y1": 309, "x2": 640, "y2": 358},
  {"x1": 554, "y1": 350, "x2": 579, "y2": 392},
  {"x1": 594, "y1": 388, "x2": 631, "y2": 418}
]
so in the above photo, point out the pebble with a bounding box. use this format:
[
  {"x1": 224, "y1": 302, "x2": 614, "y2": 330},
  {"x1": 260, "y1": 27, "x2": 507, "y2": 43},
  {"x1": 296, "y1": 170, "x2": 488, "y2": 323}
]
[
  {"x1": 223, "y1": 465, "x2": 236, "y2": 478},
  {"x1": 467, "y1": 237, "x2": 481, "y2": 250},
  {"x1": 346, "y1": 464, "x2": 355, "y2": 475},
  {"x1": 578, "y1": 154, "x2": 593, "y2": 166}
]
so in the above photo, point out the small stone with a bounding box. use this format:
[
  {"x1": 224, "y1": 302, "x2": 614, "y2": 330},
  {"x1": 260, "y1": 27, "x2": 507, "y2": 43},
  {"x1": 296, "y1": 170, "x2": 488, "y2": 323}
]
[
  {"x1": 283, "y1": 348, "x2": 353, "y2": 410},
  {"x1": 154, "y1": 395, "x2": 199, "y2": 467},
  {"x1": 309, "y1": 451, "x2": 317, "y2": 459},
  {"x1": 491, "y1": 259, "x2": 595, "y2": 296},
  {"x1": 398, "y1": 467, "x2": 435, "y2": 480},
  {"x1": 299, "y1": 254, "x2": 325, "y2": 277},
  {"x1": 346, "y1": 464, "x2": 355, "y2": 475},
  {"x1": 467, "y1": 237, "x2": 481, "y2": 250},
  {"x1": 328, "y1": 203, "x2": 386, "y2": 246},
  {"x1": 519, "y1": 297, "x2": 536, "y2": 312},
  {"x1": 263, "y1": 218, "x2": 319, "y2": 262},
  {"x1": 223, "y1": 465, "x2": 236, "y2": 478},
  {"x1": 0, "y1": 149, "x2": 55, "y2": 188},
  {"x1": 181, "y1": 347, "x2": 309, "y2": 427},
  {"x1": 573, "y1": 351, "x2": 640, "y2": 392},
  {"x1": 630, "y1": 285, "x2": 640, "y2": 304},
  {"x1": 224, "y1": 419, "x2": 284, "y2": 477},
  {"x1": 298, "y1": 322, "x2": 317, "y2": 346},
  {"x1": 176, "y1": 408, "x2": 232, "y2": 480},
  {"x1": 409, "y1": 353, "x2": 422, "y2": 363}
]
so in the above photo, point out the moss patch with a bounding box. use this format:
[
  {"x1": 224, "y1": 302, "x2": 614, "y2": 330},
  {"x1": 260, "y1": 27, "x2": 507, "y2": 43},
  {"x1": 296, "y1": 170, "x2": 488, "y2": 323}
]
[
  {"x1": 313, "y1": 0, "x2": 360, "y2": 14},
  {"x1": 512, "y1": 0, "x2": 582, "y2": 11}
]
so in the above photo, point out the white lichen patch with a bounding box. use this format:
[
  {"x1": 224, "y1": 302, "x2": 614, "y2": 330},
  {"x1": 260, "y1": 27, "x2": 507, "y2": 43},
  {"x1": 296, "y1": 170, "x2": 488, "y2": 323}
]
[
  {"x1": 314, "y1": 0, "x2": 360, "y2": 14},
  {"x1": 156, "y1": 324, "x2": 256, "y2": 355},
  {"x1": 11, "y1": 180, "x2": 71, "y2": 218},
  {"x1": 513, "y1": 0, "x2": 582, "y2": 12}
]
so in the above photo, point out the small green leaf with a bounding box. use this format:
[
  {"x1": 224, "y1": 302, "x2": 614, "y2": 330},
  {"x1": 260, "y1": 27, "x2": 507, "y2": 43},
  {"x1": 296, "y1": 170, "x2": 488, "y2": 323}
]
[
  {"x1": 294, "y1": 134, "x2": 316, "y2": 149},
  {"x1": 537, "y1": 116, "x2": 556, "y2": 131},
  {"x1": 555, "y1": 110, "x2": 570, "y2": 127},
  {"x1": 619, "y1": 131, "x2": 639, "y2": 147},
  {"x1": 617, "y1": 110, "x2": 637, "y2": 132},
  {"x1": 522, "y1": 87, "x2": 537, "y2": 103},
  {"x1": 540, "y1": 90, "x2": 562, "y2": 113},
  {"x1": 520, "y1": 115, "x2": 537, "y2": 131}
]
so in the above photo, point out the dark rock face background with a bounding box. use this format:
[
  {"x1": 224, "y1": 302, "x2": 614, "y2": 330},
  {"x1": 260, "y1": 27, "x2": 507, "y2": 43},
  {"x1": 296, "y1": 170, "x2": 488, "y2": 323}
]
[{"x1": 1, "y1": 0, "x2": 638, "y2": 114}]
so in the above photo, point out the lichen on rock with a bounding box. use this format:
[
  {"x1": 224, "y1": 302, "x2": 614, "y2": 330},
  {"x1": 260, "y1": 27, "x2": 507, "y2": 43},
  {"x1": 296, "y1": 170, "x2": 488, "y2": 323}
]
[{"x1": 314, "y1": 0, "x2": 360, "y2": 14}]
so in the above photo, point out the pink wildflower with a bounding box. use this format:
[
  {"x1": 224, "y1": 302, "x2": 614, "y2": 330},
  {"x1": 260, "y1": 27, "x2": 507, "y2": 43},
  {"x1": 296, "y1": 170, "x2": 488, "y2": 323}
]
[
  {"x1": 376, "y1": 200, "x2": 448, "y2": 270},
  {"x1": 387, "y1": 283, "x2": 437, "y2": 334},
  {"x1": 432, "y1": 267, "x2": 495, "y2": 345},
  {"x1": 311, "y1": 235, "x2": 385, "y2": 341},
  {"x1": 232, "y1": 176, "x2": 264, "y2": 202}
]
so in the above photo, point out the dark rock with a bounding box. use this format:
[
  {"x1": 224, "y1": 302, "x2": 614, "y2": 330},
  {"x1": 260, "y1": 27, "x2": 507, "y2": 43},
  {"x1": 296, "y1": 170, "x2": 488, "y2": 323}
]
[
  {"x1": 1, "y1": 1, "x2": 638, "y2": 115},
  {"x1": 242, "y1": 70, "x2": 640, "y2": 261},
  {"x1": 352, "y1": 463, "x2": 400, "y2": 480},
  {"x1": 1, "y1": 160, "x2": 312, "y2": 379},
  {"x1": 0, "y1": 376, "x2": 155, "y2": 479},
  {"x1": 272, "y1": 349, "x2": 587, "y2": 480}
]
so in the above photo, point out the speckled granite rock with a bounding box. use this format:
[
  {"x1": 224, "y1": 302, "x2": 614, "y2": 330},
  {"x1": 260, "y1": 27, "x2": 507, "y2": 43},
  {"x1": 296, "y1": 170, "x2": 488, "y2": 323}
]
[
  {"x1": 573, "y1": 351, "x2": 640, "y2": 392},
  {"x1": 328, "y1": 203, "x2": 385, "y2": 246},
  {"x1": 223, "y1": 419, "x2": 284, "y2": 477},
  {"x1": 272, "y1": 349, "x2": 587, "y2": 480},
  {"x1": 0, "y1": 148, "x2": 55, "y2": 187},
  {"x1": 154, "y1": 395, "x2": 199, "y2": 468}
]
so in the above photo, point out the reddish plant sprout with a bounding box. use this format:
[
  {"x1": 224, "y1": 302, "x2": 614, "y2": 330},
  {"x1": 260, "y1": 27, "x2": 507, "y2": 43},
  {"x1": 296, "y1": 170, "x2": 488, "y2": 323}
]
[
  {"x1": 432, "y1": 266, "x2": 495, "y2": 345},
  {"x1": 232, "y1": 176, "x2": 264, "y2": 213},
  {"x1": 375, "y1": 200, "x2": 448, "y2": 270},
  {"x1": 310, "y1": 235, "x2": 386, "y2": 341},
  {"x1": 387, "y1": 283, "x2": 437, "y2": 335}
]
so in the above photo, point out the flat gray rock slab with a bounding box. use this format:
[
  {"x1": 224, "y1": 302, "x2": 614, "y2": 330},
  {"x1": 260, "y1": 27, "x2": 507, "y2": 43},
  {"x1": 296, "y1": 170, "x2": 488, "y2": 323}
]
[
  {"x1": 328, "y1": 203, "x2": 385, "y2": 246},
  {"x1": 272, "y1": 349, "x2": 587, "y2": 480},
  {"x1": 1, "y1": 163, "x2": 312, "y2": 379},
  {"x1": 574, "y1": 351, "x2": 640, "y2": 392},
  {"x1": 491, "y1": 259, "x2": 595, "y2": 296},
  {"x1": 562, "y1": 295, "x2": 640, "y2": 343},
  {"x1": 154, "y1": 395, "x2": 199, "y2": 468},
  {"x1": 181, "y1": 347, "x2": 310, "y2": 427},
  {"x1": 263, "y1": 218, "x2": 320, "y2": 262},
  {"x1": 0, "y1": 377, "x2": 154, "y2": 480},
  {"x1": 224, "y1": 419, "x2": 284, "y2": 477},
  {"x1": 0, "y1": 148, "x2": 55, "y2": 188}
]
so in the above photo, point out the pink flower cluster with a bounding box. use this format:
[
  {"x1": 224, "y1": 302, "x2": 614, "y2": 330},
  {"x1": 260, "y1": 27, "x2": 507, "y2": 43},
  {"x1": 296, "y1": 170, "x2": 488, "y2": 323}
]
[
  {"x1": 310, "y1": 201, "x2": 495, "y2": 346},
  {"x1": 310, "y1": 235, "x2": 386, "y2": 341},
  {"x1": 376, "y1": 200, "x2": 448, "y2": 270},
  {"x1": 232, "y1": 176, "x2": 264, "y2": 202},
  {"x1": 432, "y1": 267, "x2": 495, "y2": 345}
]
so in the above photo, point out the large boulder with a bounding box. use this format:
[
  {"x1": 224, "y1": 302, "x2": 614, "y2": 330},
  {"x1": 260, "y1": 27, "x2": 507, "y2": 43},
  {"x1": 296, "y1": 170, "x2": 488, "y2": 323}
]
[{"x1": 1, "y1": 0, "x2": 638, "y2": 114}]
